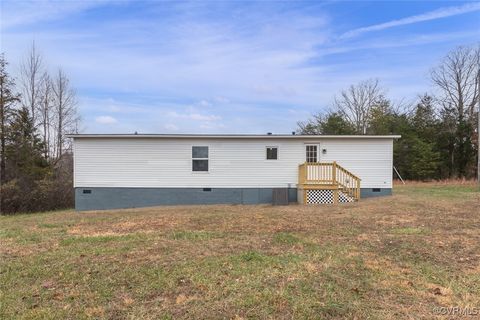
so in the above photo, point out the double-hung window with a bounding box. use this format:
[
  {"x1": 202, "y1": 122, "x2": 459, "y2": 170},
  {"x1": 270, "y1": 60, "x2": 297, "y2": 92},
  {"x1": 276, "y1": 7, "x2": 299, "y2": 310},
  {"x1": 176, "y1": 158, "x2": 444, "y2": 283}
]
[{"x1": 192, "y1": 146, "x2": 209, "y2": 172}]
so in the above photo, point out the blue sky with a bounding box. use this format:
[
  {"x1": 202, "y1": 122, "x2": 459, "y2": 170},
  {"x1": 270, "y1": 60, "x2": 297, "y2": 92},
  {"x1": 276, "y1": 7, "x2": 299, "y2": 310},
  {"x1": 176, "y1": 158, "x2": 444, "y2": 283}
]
[{"x1": 1, "y1": 1, "x2": 479, "y2": 134}]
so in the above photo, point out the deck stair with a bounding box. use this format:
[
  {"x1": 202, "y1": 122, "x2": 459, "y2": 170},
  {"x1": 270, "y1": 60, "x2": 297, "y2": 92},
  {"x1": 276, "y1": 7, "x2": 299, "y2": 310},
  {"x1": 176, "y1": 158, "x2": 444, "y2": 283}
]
[{"x1": 298, "y1": 162, "x2": 361, "y2": 204}]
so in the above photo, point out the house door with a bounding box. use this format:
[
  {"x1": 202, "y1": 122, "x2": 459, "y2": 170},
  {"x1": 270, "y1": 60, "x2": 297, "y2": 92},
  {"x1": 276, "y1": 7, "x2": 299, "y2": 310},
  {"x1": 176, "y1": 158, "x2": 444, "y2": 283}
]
[{"x1": 305, "y1": 144, "x2": 319, "y2": 163}]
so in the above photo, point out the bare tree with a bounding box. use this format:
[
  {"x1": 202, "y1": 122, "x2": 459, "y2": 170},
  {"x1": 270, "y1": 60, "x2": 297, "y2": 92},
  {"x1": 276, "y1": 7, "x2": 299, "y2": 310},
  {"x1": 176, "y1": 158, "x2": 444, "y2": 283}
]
[
  {"x1": 431, "y1": 45, "x2": 480, "y2": 121},
  {"x1": 38, "y1": 72, "x2": 54, "y2": 159},
  {"x1": 52, "y1": 68, "x2": 78, "y2": 160},
  {"x1": 333, "y1": 79, "x2": 384, "y2": 134},
  {"x1": 431, "y1": 44, "x2": 480, "y2": 178},
  {"x1": 20, "y1": 42, "x2": 43, "y2": 127},
  {"x1": 476, "y1": 50, "x2": 480, "y2": 184}
]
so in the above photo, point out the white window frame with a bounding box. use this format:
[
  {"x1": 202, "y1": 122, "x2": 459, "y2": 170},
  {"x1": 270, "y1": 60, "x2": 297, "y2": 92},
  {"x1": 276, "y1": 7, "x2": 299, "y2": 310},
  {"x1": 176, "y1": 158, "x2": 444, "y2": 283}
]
[
  {"x1": 192, "y1": 146, "x2": 209, "y2": 173},
  {"x1": 265, "y1": 146, "x2": 279, "y2": 160},
  {"x1": 305, "y1": 144, "x2": 319, "y2": 163}
]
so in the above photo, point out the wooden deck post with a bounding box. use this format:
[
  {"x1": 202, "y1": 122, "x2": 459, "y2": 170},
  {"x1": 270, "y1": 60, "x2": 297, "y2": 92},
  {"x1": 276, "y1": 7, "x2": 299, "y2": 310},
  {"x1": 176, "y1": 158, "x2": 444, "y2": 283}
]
[
  {"x1": 332, "y1": 161, "x2": 337, "y2": 184},
  {"x1": 357, "y1": 180, "x2": 361, "y2": 200},
  {"x1": 298, "y1": 163, "x2": 306, "y2": 185}
]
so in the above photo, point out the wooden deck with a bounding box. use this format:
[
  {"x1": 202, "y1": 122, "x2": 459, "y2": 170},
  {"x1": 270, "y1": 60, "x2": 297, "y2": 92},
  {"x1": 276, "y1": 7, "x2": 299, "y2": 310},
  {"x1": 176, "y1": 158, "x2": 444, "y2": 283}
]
[{"x1": 298, "y1": 162, "x2": 361, "y2": 204}]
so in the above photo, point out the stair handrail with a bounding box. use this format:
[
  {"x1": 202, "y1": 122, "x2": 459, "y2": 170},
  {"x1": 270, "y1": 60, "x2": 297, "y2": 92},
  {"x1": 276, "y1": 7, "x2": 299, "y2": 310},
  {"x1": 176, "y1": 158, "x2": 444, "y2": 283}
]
[{"x1": 334, "y1": 163, "x2": 361, "y2": 200}]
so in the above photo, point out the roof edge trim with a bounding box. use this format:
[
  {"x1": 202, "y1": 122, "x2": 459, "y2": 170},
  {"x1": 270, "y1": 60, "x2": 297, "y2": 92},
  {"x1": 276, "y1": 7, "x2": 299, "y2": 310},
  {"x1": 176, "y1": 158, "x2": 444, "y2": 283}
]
[{"x1": 66, "y1": 134, "x2": 401, "y2": 139}]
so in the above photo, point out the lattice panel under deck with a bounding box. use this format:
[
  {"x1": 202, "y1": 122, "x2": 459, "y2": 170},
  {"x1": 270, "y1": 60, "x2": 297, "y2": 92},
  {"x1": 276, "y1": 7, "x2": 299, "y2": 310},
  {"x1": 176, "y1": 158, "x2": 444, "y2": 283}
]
[
  {"x1": 305, "y1": 189, "x2": 356, "y2": 204},
  {"x1": 306, "y1": 189, "x2": 333, "y2": 204},
  {"x1": 338, "y1": 190, "x2": 355, "y2": 203}
]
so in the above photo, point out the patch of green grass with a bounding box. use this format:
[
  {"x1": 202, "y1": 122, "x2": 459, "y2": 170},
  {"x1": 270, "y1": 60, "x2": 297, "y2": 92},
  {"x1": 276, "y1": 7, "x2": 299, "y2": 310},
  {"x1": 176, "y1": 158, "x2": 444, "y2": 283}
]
[
  {"x1": 0, "y1": 228, "x2": 22, "y2": 239},
  {"x1": 414, "y1": 261, "x2": 450, "y2": 285},
  {"x1": 238, "y1": 250, "x2": 267, "y2": 262},
  {"x1": 380, "y1": 238, "x2": 436, "y2": 265},
  {"x1": 396, "y1": 183, "x2": 479, "y2": 198},
  {"x1": 169, "y1": 230, "x2": 223, "y2": 241},
  {"x1": 0, "y1": 227, "x2": 44, "y2": 244},
  {"x1": 60, "y1": 234, "x2": 140, "y2": 246},
  {"x1": 272, "y1": 232, "x2": 301, "y2": 245},
  {"x1": 37, "y1": 223, "x2": 60, "y2": 229},
  {"x1": 391, "y1": 227, "x2": 430, "y2": 235}
]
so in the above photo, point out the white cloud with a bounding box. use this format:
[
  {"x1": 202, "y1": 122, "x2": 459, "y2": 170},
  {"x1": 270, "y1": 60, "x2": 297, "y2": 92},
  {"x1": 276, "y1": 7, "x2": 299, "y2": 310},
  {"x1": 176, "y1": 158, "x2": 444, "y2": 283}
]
[
  {"x1": 341, "y1": 2, "x2": 480, "y2": 39},
  {"x1": 323, "y1": 30, "x2": 480, "y2": 56},
  {"x1": 200, "y1": 123, "x2": 226, "y2": 129},
  {"x1": 80, "y1": 96, "x2": 152, "y2": 114},
  {"x1": 214, "y1": 96, "x2": 230, "y2": 103},
  {"x1": 168, "y1": 111, "x2": 221, "y2": 122},
  {"x1": 189, "y1": 113, "x2": 221, "y2": 121},
  {"x1": 164, "y1": 123, "x2": 179, "y2": 131},
  {"x1": 1, "y1": 1, "x2": 108, "y2": 30},
  {"x1": 95, "y1": 115, "x2": 118, "y2": 124},
  {"x1": 198, "y1": 99, "x2": 211, "y2": 107}
]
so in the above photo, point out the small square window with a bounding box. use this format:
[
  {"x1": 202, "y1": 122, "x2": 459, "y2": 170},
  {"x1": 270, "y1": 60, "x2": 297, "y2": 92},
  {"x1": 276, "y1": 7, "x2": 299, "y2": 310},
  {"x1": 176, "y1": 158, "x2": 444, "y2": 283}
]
[{"x1": 266, "y1": 147, "x2": 278, "y2": 160}]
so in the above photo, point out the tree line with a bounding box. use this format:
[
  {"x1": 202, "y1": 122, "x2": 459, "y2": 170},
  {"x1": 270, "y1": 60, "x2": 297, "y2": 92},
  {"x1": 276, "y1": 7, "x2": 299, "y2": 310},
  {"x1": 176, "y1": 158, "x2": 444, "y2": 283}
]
[
  {"x1": 298, "y1": 45, "x2": 480, "y2": 181},
  {"x1": 0, "y1": 43, "x2": 80, "y2": 214}
]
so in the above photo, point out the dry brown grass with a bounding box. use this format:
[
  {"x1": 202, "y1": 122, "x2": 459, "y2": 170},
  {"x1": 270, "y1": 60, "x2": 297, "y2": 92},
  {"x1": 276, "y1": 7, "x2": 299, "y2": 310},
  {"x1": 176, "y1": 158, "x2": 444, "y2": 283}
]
[{"x1": 1, "y1": 183, "x2": 479, "y2": 319}]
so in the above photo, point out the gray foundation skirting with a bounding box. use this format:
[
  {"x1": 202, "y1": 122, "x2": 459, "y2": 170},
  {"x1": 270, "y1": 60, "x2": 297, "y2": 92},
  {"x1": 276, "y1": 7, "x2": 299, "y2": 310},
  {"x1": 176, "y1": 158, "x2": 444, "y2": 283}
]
[
  {"x1": 75, "y1": 187, "x2": 392, "y2": 211},
  {"x1": 75, "y1": 187, "x2": 298, "y2": 211},
  {"x1": 360, "y1": 188, "x2": 392, "y2": 198}
]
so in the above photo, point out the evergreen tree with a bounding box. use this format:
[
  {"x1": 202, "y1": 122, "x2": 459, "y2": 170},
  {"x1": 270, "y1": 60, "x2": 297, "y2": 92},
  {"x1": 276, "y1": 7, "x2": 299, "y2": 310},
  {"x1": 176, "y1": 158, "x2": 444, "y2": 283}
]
[
  {"x1": 297, "y1": 112, "x2": 356, "y2": 135},
  {"x1": 0, "y1": 54, "x2": 20, "y2": 186},
  {"x1": 6, "y1": 107, "x2": 49, "y2": 181},
  {"x1": 318, "y1": 112, "x2": 356, "y2": 134},
  {"x1": 367, "y1": 96, "x2": 395, "y2": 135},
  {"x1": 402, "y1": 136, "x2": 440, "y2": 180},
  {"x1": 411, "y1": 95, "x2": 438, "y2": 144}
]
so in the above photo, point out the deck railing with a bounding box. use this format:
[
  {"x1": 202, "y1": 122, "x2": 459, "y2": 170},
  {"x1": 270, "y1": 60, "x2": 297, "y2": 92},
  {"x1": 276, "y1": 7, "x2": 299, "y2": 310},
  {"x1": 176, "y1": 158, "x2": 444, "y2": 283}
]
[{"x1": 298, "y1": 162, "x2": 361, "y2": 201}]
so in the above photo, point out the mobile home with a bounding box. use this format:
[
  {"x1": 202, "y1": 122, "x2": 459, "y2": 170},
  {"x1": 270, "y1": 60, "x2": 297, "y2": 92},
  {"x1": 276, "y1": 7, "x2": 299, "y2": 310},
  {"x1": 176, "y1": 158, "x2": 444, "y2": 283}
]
[{"x1": 68, "y1": 134, "x2": 400, "y2": 210}]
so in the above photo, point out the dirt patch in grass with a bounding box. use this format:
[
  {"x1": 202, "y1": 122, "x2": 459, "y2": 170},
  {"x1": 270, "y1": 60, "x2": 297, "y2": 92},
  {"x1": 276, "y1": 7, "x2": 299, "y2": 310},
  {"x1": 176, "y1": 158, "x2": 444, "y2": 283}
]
[{"x1": 1, "y1": 182, "x2": 479, "y2": 319}]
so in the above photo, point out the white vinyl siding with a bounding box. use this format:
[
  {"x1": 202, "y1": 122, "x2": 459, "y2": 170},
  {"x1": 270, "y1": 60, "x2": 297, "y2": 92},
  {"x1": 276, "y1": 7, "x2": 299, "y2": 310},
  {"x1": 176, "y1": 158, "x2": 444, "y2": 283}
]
[
  {"x1": 319, "y1": 139, "x2": 393, "y2": 188},
  {"x1": 73, "y1": 138, "x2": 393, "y2": 189}
]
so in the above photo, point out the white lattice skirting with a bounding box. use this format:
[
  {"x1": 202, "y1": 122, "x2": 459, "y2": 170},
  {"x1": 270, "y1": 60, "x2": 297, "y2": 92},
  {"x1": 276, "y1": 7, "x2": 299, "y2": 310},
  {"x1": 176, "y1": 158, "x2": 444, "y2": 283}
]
[
  {"x1": 306, "y1": 189, "x2": 333, "y2": 204},
  {"x1": 338, "y1": 191, "x2": 355, "y2": 203},
  {"x1": 306, "y1": 189, "x2": 355, "y2": 204}
]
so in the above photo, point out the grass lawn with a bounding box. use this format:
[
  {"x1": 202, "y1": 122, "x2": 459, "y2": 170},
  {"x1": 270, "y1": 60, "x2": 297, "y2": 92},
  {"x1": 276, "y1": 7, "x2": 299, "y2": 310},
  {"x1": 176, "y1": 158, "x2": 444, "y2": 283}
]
[{"x1": 1, "y1": 182, "x2": 479, "y2": 319}]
